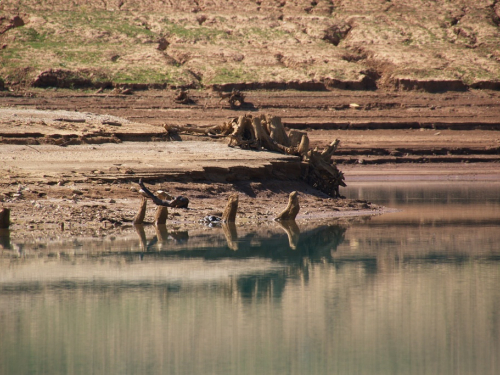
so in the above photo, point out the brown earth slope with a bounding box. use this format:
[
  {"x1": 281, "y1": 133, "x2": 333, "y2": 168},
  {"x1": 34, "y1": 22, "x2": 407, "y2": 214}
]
[{"x1": 1, "y1": 0, "x2": 500, "y2": 90}]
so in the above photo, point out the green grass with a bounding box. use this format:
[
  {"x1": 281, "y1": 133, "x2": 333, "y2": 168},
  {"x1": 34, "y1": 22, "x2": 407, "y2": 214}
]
[{"x1": 206, "y1": 66, "x2": 254, "y2": 85}]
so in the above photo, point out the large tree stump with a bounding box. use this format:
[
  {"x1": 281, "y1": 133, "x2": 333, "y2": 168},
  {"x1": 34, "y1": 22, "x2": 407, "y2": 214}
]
[
  {"x1": 266, "y1": 115, "x2": 290, "y2": 147},
  {"x1": 228, "y1": 115, "x2": 257, "y2": 149},
  {"x1": 160, "y1": 114, "x2": 346, "y2": 199},
  {"x1": 275, "y1": 191, "x2": 300, "y2": 221}
]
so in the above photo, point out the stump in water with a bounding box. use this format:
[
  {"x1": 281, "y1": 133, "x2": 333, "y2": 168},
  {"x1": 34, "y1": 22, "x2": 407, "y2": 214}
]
[
  {"x1": 133, "y1": 197, "x2": 148, "y2": 225},
  {"x1": 154, "y1": 191, "x2": 170, "y2": 226},
  {"x1": 275, "y1": 191, "x2": 300, "y2": 221},
  {"x1": 0, "y1": 208, "x2": 10, "y2": 229},
  {"x1": 222, "y1": 193, "x2": 239, "y2": 223}
]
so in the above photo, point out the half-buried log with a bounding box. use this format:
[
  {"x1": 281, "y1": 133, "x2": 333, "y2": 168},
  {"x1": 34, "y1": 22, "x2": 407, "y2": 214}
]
[{"x1": 275, "y1": 191, "x2": 300, "y2": 221}]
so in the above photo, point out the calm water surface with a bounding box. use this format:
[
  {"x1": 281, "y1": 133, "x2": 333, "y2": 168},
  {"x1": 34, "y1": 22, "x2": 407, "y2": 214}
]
[{"x1": 1, "y1": 182, "x2": 500, "y2": 375}]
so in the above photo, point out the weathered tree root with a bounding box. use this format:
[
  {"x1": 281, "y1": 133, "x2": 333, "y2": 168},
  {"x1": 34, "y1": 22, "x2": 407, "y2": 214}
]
[
  {"x1": 162, "y1": 113, "x2": 346, "y2": 198},
  {"x1": 173, "y1": 89, "x2": 195, "y2": 104},
  {"x1": 137, "y1": 179, "x2": 189, "y2": 208},
  {"x1": 216, "y1": 89, "x2": 245, "y2": 108},
  {"x1": 275, "y1": 191, "x2": 300, "y2": 221}
]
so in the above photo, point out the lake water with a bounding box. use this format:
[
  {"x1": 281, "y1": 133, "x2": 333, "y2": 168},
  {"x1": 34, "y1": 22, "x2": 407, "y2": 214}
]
[{"x1": 1, "y1": 182, "x2": 500, "y2": 375}]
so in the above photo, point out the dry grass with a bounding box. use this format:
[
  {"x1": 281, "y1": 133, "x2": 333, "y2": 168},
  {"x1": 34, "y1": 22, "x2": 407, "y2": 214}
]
[{"x1": 1, "y1": 1, "x2": 499, "y2": 90}]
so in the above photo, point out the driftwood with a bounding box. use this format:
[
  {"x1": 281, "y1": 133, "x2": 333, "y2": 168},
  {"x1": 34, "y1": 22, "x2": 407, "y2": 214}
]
[
  {"x1": 138, "y1": 179, "x2": 189, "y2": 207},
  {"x1": 275, "y1": 191, "x2": 300, "y2": 221},
  {"x1": 174, "y1": 89, "x2": 194, "y2": 104},
  {"x1": 162, "y1": 113, "x2": 346, "y2": 198},
  {"x1": 217, "y1": 89, "x2": 245, "y2": 108}
]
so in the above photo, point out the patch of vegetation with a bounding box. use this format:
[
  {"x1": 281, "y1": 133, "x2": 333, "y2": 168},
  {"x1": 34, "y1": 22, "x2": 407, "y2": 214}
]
[
  {"x1": 112, "y1": 68, "x2": 168, "y2": 84},
  {"x1": 162, "y1": 20, "x2": 230, "y2": 43},
  {"x1": 206, "y1": 66, "x2": 254, "y2": 85}
]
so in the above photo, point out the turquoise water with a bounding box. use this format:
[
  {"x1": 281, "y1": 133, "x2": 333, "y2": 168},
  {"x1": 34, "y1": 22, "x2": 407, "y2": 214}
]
[{"x1": 1, "y1": 182, "x2": 500, "y2": 375}]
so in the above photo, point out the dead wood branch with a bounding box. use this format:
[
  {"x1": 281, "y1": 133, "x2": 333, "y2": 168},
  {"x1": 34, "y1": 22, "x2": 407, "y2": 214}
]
[
  {"x1": 138, "y1": 179, "x2": 183, "y2": 207},
  {"x1": 174, "y1": 89, "x2": 194, "y2": 104},
  {"x1": 217, "y1": 89, "x2": 245, "y2": 108}
]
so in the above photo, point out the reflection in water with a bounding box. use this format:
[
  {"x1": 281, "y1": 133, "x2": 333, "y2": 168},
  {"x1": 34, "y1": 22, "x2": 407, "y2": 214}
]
[
  {"x1": 277, "y1": 220, "x2": 300, "y2": 249},
  {"x1": 0, "y1": 228, "x2": 10, "y2": 250},
  {"x1": 222, "y1": 222, "x2": 239, "y2": 251},
  {"x1": 1, "y1": 183, "x2": 500, "y2": 375}
]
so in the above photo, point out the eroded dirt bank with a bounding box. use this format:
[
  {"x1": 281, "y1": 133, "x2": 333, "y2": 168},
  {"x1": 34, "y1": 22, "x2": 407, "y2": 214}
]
[{"x1": 1, "y1": 88, "x2": 500, "y2": 241}]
